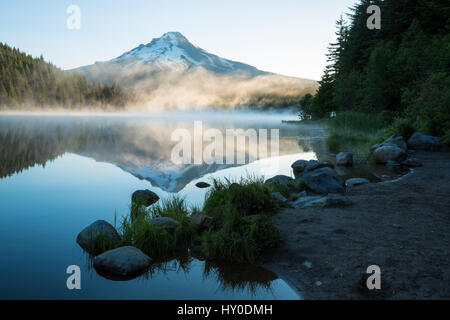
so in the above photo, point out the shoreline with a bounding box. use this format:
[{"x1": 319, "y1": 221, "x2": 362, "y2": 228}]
[{"x1": 264, "y1": 151, "x2": 450, "y2": 299}]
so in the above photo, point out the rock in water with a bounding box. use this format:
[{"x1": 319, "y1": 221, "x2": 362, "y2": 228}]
[
  {"x1": 298, "y1": 171, "x2": 345, "y2": 195},
  {"x1": 149, "y1": 217, "x2": 179, "y2": 233},
  {"x1": 336, "y1": 152, "x2": 353, "y2": 166},
  {"x1": 345, "y1": 178, "x2": 370, "y2": 187},
  {"x1": 373, "y1": 145, "x2": 407, "y2": 164},
  {"x1": 191, "y1": 213, "x2": 213, "y2": 230},
  {"x1": 195, "y1": 182, "x2": 211, "y2": 189},
  {"x1": 407, "y1": 132, "x2": 442, "y2": 151},
  {"x1": 94, "y1": 246, "x2": 152, "y2": 277},
  {"x1": 264, "y1": 175, "x2": 293, "y2": 186},
  {"x1": 132, "y1": 190, "x2": 160, "y2": 207},
  {"x1": 76, "y1": 220, "x2": 121, "y2": 254}
]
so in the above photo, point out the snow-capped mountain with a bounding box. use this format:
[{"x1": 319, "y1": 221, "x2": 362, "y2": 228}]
[
  {"x1": 71, "y1": 32, "x2": 266, "y2": 78},
  {"x1": 69, "y1": 32, "x2": 318, "y2": 109},
  {"x1": 108, "y1": 32, "x2": 265, "y2": 76}
]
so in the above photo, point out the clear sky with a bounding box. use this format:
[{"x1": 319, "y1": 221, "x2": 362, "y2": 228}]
[{"x1": 0, "y1": 0, "x2": 357, "y2": 80}]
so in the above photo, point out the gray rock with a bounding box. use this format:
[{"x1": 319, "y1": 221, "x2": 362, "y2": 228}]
[
  {"x1": 271, "y1": 192, "x2": 288, "y2": 204},
  {"x1": 371, "y1": 135, "x2": 407, "y2": 153},
  {"x1": 132, "y1": 190, "x2": 160, "y2": 207},
  {"x1": 314, "y1": 167, "x2": 345, "y2": 186},
  {"x1": 373, "y1": 145, "x2": 407, "y2": 164},
  {"x1": 402, "y1": 158, "x2": 423, "y2": 167},
  {"x1": 264, "y1": 175, "x2": 293, "y2": 186},
  {"x1": 386, "y1": 160, "x2": 402, "y2": 171},
  {"x1": 345, "y1": 178, "x2": 370, "y2": 187},
  {"x1": 191, "y1": 213, "x2": 213, "y2": 230},
  {"x1": 298, "y1": 171, "x2": 345, "y2": 195},
  {"x1": 93, "y1": 246, "x2": 152, "y2": 277},
  {"x1": 292, "y1": 195, "x2": 352, "y2": 208},
  {"x1": 195, "y1": 182, "x2": 211, "y2": 189},
  {"x1": 370, "y1": 143, "x2": 382, "y2": 154},
  {"x1": 291, "y1": 160, "x2": 319, "y2": 177},
  {"x1": 76, "y1": 220, "x2": 121, "y2": 254},
  {"x1": 149, "y1": 217, "x2": 179, "y2": 233},
  {"x1": 292, "y1": 196, "x2": 323, "y2": 208},
  {"x1": 336, "y1": 152, "x2": 353, "y2": 166},
  {"x1": 383, "y1": 135, "x2": 408, "y2": 151},
  {"x1": 408, "y1": 132, "x2": 442, "y2": 151}
]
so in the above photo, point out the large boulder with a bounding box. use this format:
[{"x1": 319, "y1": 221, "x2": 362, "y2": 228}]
[
  {"x1": 314, "y1": 167, "x2": 345, "y2": 186},
  {"x1": 407, "y1": 132, "x2": 442, "y2": 151},
  {"x1": 371, "y1": 135, "x2": 408, "y2": 153},
  {"x1": 76, "y1": 220, "x2": 121, "y2": 254},
  {"x1": 132, "y1": 190, "x2": 160, "y2": 207},
  {"x1": 291, "y1": 160, "x2": 319, "y2": 177},
  {"x1": 383, "y1": 135, "x2": 408, "y2": 151},
  {"x1": 191, "y1": 213, "x2": 213, "y2": 230},
  {"x1": 297, "y1": 171, "x2": 345, "y2": 195},
  {"x1": 264, "y1": 175, "x2": 293, "y2": 186},
  {"x1": 336, "y1": 152, "x2": 353, "y2": 166},
  {"x1": 373, "y1": 145, "x2": 407, "y2": 164},
  {"x1": 149, "y1": 217, "x2": 179, "y2": 233},
  {"x1": 94, "y1": 246, "x2": 152, "y2": 278}
]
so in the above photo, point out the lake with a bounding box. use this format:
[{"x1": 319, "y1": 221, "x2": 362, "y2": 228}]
[{"x1": 0, "y1": 111, "x2": 375, "y2": 299}]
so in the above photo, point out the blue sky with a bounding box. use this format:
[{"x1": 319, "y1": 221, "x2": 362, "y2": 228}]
[{"x1": 0, "y1": 0, "x2": 356, "y2": 80}]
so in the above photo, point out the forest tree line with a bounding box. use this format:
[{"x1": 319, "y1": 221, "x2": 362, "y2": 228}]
[
  {"x1": 301, "y1": 0, "x2": 449, "y2": 139},
  {"x1": 0, "y1": 43, "x2": 133, "y2": 110}
]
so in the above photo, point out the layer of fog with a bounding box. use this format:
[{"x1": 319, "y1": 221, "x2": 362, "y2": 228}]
[{"x1": 74, "y1": 62, "x2": 318, "y2": 111}]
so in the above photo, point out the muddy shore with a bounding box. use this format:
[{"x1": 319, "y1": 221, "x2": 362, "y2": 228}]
[{"x1": 264, "y1": 151, "x2": 450, "y2": 299}]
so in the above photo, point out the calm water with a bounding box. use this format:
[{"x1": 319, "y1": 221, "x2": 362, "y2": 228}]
[{"x1": 0, "y1": 112, "x2": 328, "y2": 299}]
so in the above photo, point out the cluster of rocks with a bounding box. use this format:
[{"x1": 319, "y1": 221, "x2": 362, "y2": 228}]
[
  {"x1": 266, "y1": 132, "x2": 442, "y2": 209},
  {"x1": 76, "y1": 189, "x2": 215, "y2": 279},
  {"x1": 370, "y1": 132, "x2": 442, "y2": 170},
  {"x1": 266, "y1": 157, "x2": 357, "y2": 209}
]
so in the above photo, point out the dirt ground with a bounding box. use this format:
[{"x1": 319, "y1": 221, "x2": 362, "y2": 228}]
[{"x1": 264, "y1": 151, "x2": 450, "y2": 300}]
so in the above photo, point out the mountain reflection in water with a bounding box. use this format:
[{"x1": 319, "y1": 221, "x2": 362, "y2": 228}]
[{"x1": 0, "y1": 113, "x2": 328, "y2": 193}]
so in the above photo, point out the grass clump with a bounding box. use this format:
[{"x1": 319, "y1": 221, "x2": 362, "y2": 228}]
[
  {"x1": 120, "y1": 196, "x2": 195, "y2": 258},
  {"x1": 201, "y1": 206, "x2": 280, "y2": 264},
  {"x1": 86, "y1": 230, "x2": 119, "y2": 256},
  {"x1": 203, "y1": 176, "x2": 278, "y2": 224},
  {"x1": 200, "y1": 176, "x2": 281, "y2": 263}
]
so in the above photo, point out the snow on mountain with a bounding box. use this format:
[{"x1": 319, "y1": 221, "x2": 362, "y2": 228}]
[{"x1": 73, "y1": 32, "x2": 266, "y2": 77}]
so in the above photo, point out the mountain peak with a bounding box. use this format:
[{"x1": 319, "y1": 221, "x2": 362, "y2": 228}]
[
  {"x1": 159, "y1": 32, "x2": 188, "y2": 42},
  {"x1": 101, "y1": 32, "x2": 265, "y2": 76}
]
